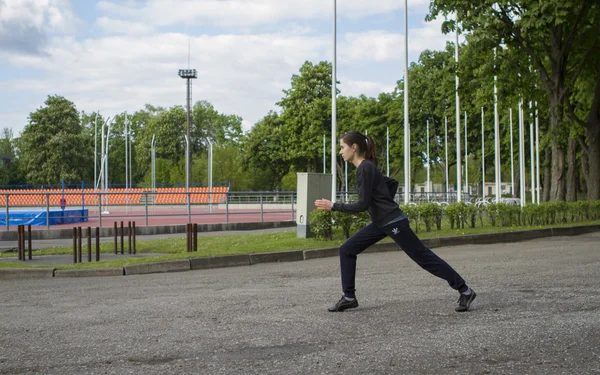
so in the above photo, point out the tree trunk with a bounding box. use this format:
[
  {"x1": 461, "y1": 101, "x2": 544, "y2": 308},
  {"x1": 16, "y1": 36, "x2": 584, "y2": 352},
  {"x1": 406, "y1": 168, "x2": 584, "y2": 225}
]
[
  {"x1": 550, "y1": 145, "x2": 566, "y2": 201},
  {"x1": 584, "y1": 63, "x2": 600, "y2": 201},
  {"x1": 566, "y1": 136, "x2": 578, "y2": 202},
  {"x1": 585, "y1": 123, "x2": 600, "y2": 200},
  {"x1": 548, "y1": 91, "x2": 566, "y2": 201},
  {"x1": 543, "y1": 147, "x2": 552, "y2": 202}
]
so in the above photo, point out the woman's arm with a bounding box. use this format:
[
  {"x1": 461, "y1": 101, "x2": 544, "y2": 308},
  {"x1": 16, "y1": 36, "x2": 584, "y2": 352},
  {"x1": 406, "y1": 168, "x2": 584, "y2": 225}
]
[{"x1": 332, "y1": 165, "x2": 373, "y2": 213}]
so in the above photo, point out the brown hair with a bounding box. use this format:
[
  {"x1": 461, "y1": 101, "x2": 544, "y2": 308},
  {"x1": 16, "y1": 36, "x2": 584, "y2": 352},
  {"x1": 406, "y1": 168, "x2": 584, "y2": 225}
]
[{"x1": 341, "y1": 131, "x2": 377, "y2": 166}]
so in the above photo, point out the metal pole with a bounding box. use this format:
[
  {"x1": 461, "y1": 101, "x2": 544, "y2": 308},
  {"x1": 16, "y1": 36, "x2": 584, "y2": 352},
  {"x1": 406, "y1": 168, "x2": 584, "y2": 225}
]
[
  {"x1": 445, "y1": 117, "x2": 449, "y2": 195},
  {"x1": 100, "y1": 118, "x2": 105, "y2": 212},
  {"x1": 185, "y1": 135, "x2": 191, "y2": 223},
  {"x1": 344, "y1": 161, "x2": 348, "y2": 201},
  {"x1": 455, "y1": 29, "x2": 462, "y2": 202},
  {"x1": 535, "y1": 105, "x2": 541, "y2": 203},
  {"x1": 323, "y1": 134, "x2": 326, "y2": 174},
  {"x1": 529, "y1": 105, "x2": 535, "y2": 204},
  {"x1": 186, "y1": 79, "x2": 191, "y2": 194},
  {"x1": 386, "y1": 127, "x2": 389, "y2": 176},
  {"x1": 207, "y1": 138, "x2": 213, "y2": 214},
  {"x1": 331, "y1": 0, "x2": 338, "y2": 202},
  {"x1": 125, "y1": 116, "x2": 128, "y2": 213},
  {"x1": 464, "y1": 111, "x2": 468, "y2": 197},
  {"x1": 481, "y1": 107, "x2": 485, "y2": 200},
  {"x1": 494, "y1": 49, "x2": 501, "y2": 203},
  {"x1": 519, "y1": 98, "x2": 526, "y2": 207},
  {"x1": 94, "y1": 113, "x2": 98, "y2": 195},
  {"x1": 510, "y1": 108, "x2": 514, "y2": 196},
  {"x1": 403, "y1": 0, "x2": 410, "y2": 204},
  {"x1": 151, "y1": 135, "x2": 156, "y2": 193},
  {"x1": 426, "y1": 120, "x2": 430, "y2": 195}
]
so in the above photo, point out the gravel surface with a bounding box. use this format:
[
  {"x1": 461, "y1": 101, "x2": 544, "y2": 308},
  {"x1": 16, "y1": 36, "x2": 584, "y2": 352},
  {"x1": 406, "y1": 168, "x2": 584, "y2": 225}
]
[{"x1": 1, "y1": 233, "x2": 599, "y2": 375}]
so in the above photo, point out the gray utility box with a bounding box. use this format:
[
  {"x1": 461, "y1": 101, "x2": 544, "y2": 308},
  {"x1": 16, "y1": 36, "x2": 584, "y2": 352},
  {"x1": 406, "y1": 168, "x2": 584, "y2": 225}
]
[{"x1": 296, "y1": 173, "x2": 332, "y2": 238}]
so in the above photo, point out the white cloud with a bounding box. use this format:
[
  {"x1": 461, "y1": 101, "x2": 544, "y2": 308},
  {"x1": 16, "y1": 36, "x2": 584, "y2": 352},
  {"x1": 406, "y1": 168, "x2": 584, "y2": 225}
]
[
  {"x1": 0, "y1": 0, "x2": 77, "y2": 54},
  {"x1": 340, "y1": 19, "x2": 459, "y2": 63},
  {"x1": 341, "y1": 31, "x2": 403, "y2": 63},
  {"x1": 96, "y1": 0, "x2": 430, "y2": 28},
  {"x1": 2, "y1": 32, "x2": 330, "y2": 132},
  {"x1": 0, "y1": 0, "x2": 76, "y2": 33},
  {"x1": 96, "y1": 17, "x2": 154, "y2": 35}
]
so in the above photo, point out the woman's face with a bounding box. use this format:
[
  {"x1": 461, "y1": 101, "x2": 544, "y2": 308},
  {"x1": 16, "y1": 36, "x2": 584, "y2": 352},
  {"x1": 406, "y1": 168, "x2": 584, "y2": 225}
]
[{"x1": 339, "y1": 139, "x2": 356, "y2": 162}]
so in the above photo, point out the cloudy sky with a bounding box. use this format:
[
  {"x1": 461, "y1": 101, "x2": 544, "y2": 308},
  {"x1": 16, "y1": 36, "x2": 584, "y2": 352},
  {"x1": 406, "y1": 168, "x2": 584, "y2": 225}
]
[{"x1": 0, "y1": 0, "x2": 460, "y2": 135}]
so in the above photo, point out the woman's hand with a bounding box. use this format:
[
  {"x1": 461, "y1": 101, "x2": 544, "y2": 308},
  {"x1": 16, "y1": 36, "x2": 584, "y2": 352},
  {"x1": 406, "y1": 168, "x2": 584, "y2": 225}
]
[{"x1": 314, "y1": 198, "x2": 334, "y2": 211}]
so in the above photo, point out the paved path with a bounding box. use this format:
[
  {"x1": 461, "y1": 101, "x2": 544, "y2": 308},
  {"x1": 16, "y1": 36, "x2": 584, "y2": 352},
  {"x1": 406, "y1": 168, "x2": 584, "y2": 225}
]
[{"x1": 0, "y1": 233, "x2": 599, "y2": 374}]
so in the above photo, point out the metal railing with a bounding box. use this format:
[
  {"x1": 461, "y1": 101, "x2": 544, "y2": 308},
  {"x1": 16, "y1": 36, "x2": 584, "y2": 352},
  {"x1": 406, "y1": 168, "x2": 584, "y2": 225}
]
[{"x1": 0, "y1": 191, "x2": 297, "y2": 230}]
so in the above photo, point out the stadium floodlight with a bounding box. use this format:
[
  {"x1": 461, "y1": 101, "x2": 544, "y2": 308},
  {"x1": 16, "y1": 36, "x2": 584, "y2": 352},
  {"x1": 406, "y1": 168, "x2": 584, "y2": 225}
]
[
  {"x1": 179, "y1": 68, "x2": 197, "y2": 194},
  {"x1": 178, "y1": 69, "x2": 197, "y2": 79}
]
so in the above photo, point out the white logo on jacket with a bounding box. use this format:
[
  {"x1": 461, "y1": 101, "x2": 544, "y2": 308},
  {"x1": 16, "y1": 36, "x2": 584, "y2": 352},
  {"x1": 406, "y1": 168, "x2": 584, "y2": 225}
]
[{"x1": 391, "y1": 227, "x2": 399, "y2": 236}]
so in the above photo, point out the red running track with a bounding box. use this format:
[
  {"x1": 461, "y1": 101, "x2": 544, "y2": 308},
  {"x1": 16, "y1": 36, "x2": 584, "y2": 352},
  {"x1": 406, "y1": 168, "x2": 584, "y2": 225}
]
[{"x1": 1, "y1": 206, "x2": 296, "y2": 231}]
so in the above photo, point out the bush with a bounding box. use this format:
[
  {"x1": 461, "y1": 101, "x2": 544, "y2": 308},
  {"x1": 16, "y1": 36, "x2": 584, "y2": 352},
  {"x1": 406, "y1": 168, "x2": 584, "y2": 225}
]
[
  {"x1": 309, "y1": 209, "x2": 333, "y2": 240},
  {"x1": 352, "y1": 211, "x2": 371, "y2": 232},
  {"x1": 401, "y1": 204, "x2": 420, "y2": 232},
  {"x1": 444, "y1": 203, "x2": 459, "y2": 229},
  {"x1": 419, "y1": 203, "x2": 443, "y2": 232},
  {"x1": 332, "y1": 211, "x2": 354, "y2": 239}
]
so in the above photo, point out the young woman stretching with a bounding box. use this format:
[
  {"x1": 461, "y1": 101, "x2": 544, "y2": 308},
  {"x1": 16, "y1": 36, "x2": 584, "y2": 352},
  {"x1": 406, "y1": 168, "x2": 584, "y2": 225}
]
[{"x1": 315, "y1": 131, "x2": 476, "y2": 313}]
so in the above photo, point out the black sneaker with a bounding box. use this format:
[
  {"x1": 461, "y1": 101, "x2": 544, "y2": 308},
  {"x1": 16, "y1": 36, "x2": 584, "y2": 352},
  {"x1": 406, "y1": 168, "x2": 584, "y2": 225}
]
[
  {"x1": 455, "y1": 290, "x2": 476, "y2": 312},
  {"x1": 328, "y1": 296, "x2": 359, "y2": 312}
]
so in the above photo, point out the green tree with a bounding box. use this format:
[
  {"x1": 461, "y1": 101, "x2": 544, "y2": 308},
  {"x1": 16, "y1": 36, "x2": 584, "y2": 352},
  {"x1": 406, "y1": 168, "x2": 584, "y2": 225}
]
[
  {"x1": 278, "y1": 61, "x2": 338, "y2": 173},
  {"x1": 18, "y1": 96, "x2": 91, "y2": 184},
  {"x1": 428, "y1": 0, "x2": 600, "y2": 200},
  {"x1": 242, "y1": 112, "x2": 289, "y2": 190}
]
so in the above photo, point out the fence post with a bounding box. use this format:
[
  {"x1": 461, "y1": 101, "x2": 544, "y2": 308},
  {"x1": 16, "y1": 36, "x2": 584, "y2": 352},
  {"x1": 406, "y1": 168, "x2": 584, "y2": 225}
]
[
  {"x1": 260, "y1": 193, "x2": 264, "y2": 223},
  {"x1": 120, "y1": 221, "x2": 124, "y2": 254},
  {"x1": 128, "y1": 221, "x2": 132, "y2": 254},
  {"x1": 187, "y1": 192, "x2": 191, "y2": 224},
  {"x1": 17, "y1": 225, "x2": 22, "y2": 261},
  {"x1": 225, "y1": 192, "x2": 229, "y2": 224},
  {"x1": 113, "y1": 222, "x2": 117, "y2": 254},
  {"x1": 87, "y1": 227, "x2": 92, "y2": 262},
  {"x1": 5, "y1": 194, "x2": 9, "y2": 231},
  {"x1": 98, "y1": 193, "x2": 102, "y2": 228},
  {"x1": 46, "y1": 193, "x2": 50, "y2": 230},
  {"x1": 291, "y1": 192, "x2": 295, "y2": 221},
  {"x1": 132, "y1": 221, "x2": 136, "y2": 254},
  {"x1": 95, "y1": 227, "x2": 100, "y2": 262},
  {"x1": 144, "y1": 192, "x2": 149, "y2": 227},
  {"x1": 28, "y1": 224, "x2": 32, "y2": 260},
  {"x1": 72, "y1": 227, "x2": 77, "y2": 264},
  {"x1": 193, "y1": 223, "x2": 198, "y2": 252},
  {"x1": 77, "y1": 227, "x2": 82, "y2": 264}
]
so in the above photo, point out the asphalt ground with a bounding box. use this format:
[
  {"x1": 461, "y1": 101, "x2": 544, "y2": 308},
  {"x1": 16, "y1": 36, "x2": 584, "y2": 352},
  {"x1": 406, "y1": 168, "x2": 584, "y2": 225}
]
[{"x1": 0, "y1": 233, "x2": 599, "y2": 375}]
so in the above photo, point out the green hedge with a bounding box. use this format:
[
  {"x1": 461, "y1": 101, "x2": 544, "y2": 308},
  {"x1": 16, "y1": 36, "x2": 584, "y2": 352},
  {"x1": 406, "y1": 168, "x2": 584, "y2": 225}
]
[{"x1": 309, "y1": 200, "x2": 600, "y2": 241}]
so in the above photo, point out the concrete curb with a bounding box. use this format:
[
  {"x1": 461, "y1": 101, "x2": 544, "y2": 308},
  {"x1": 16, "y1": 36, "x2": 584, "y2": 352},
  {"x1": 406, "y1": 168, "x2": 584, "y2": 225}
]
[
  {"x1": 190, "y1": 254, "x2": 250, "y2": 270},
  {"x1": 124, "y1": 260, "x2": 191, "y2": 275},
  {"x1": 54, "y1": 268, "x2": 124, "y2": 278},
  {"x1": 0, "y1": 268, "x2": 55, "y2": 280},
  {"x1": 249, "y1": 250, "x2": 304, "y2": 264},
  {"x1": 1, "y1": 224, "x2": 598, "y2": 280},
  {"x1": 303, "y1": 247, "x2": 339, "y2": 260}
]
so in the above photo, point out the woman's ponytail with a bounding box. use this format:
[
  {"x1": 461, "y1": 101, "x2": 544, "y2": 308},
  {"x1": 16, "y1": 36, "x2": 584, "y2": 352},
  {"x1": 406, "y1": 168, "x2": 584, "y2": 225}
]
[{"x1": 364, "y1": 134, "x2": 377, "y2": 166}]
